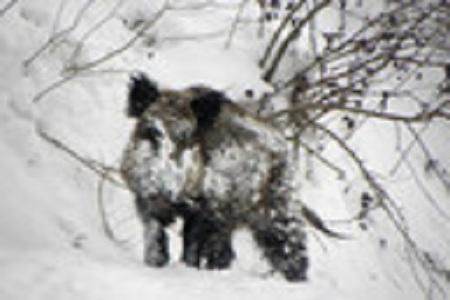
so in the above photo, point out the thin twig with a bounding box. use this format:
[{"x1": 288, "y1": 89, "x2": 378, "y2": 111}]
[
  {"x1": 389, "y1": 124, "x2": 430, "y2": 176},
  {"x1": 32, "y1": 68, "x2": 131, "y2": 103},
  {"x1": 32, "y1": 74, "x2": 77, "y2": 103},
  {"x1": 291, "y1": 138, "x2": 346, "y2": 179},
  {"x1": 0, "y1": 0, "x2": 18, "y2": 17},
  {"x1": 274, "y1": 0, "x2": 423, "y2": 91},
  {"x1": 404, "y1": 158, "x2": 450, "y2": 221},
  {"x1": 161, "y1": 29, "x2": 227, "y2": 44},
  {"x1": 224, "y1": 0, "x2": 250, "y2": 49},
  {"x1": 66, "y1": 0, "x2": 126, "y2": 70},
  {"x1": 266, "y1": 100, "x2": 450, "y2": 123},
  {"x1": 23, "y1": 0, "x2": 95, "y2": 69},
  {"x1": 65, "y1": 2, "x2": 169, "y2": 74},
  {"x1": 405, "y1": 123, "x2": 450, "y2": 190},
  {"x1": 50, "y1": 0, "x2": 68, "y2": 37},
  {"x1": 259, "y1": 0, "x2": 307, "y2": 67},
  {"x1": 312, "y1": 120, "x2": 447, "y2": 297},
  {"x1": 307, "y1": 0, "x2": 319, "y2": 59},
  {"x1": 37, "y1": 127, "x2": 126, "y2": 188},
  {"x1": 263, "y1": 0, "x2": 331, "y2": 82},
  {"x1": 97, "y1": 174, "x2": 120, "y2": 242}
]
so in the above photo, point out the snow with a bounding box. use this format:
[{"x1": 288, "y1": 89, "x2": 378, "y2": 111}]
[{"x1": 0, "y1": 0, "x2": 449, "y2": 299}]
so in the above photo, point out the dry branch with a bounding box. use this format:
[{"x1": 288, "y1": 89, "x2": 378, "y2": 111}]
[
  {"x1": 274, "y1": 0, "x2": 424, "y2": 91},
  {"x1": 266, "y1": 99, "x2": 450, "y2": 123},
  {"x1": 0, "y1": 0, "x2": 18, "y2": 17},
  {"x1": 224, "y1": 0, "x2": 250, "y2": 49},
  {"x1": 293, "y1": 138, "x2": 346, "y2": 179},
  {"x1": 32, "y1": 68, "x2": 130, "y2": 103},
  {"x1": 23, "y1": 0, "x2": 95, "y2": 69},
  {"x1": 312, "y1": 120, "x2": 447, "y2": 296},
  {"x1": 263, "y1": 0, "x2": 331, "y2": 82},
  {"x1": 259, "y1": 0, "x2": 307, "y2": 68},
  {"x1": 66, "y1": 0, "x2": 126, "y2": 69},
  {"x1": 97, "y1": 174, "x2": 120, "y2": 242},
  {"x1": 405, "y1": 123, "x2": 450, "y2": 190},
  {"x1": 37, "y1": 127, "x2": 126, "y2": 189},
  {"x1": 64, "y1": 2, "x2": 169, "y2": 74}
]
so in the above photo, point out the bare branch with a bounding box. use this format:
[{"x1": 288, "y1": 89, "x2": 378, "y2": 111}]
[
  {"x1": 32, "y1": 74, "x2": 77, "y2": 103},
  {"x1": 224, "y1": 0, "x2": 250, "y2": 49},
  {"x1": 97, "y1": 174, "x2": 120, "y2": 242},
  {"x1": 23, "y1": 0, "x2": 95, "y2": 69},
  {"x1": 406, "y1": 123, "x2": 450, "y2": 190},
  {"x1": 161, "y1": 29, "x2": 227, "y2": 44},
  {"x1": 291, "y1": 138, "x2": 346, "y2": 179},
  {"x1": 263, "y1": 0, "x2": 331, "y2": 82},
  {"x1": 404, "y1": 158, "x2": 450, "y2": 221},
  {"x1": 266, "y1": 99, "x2": 450, "y2": 123},
  {"x1": 32, "y1": 68, "x2": 130, "y2": 103},
  {"x1": 330, "y1": 103, "x2": 450, "y2": 123},
  {"x1": 36, "y1": 127, "x2": 126, "y2": 189},
  {"x1": 312, "y1": 120, "x2": 447, "y2": 296},
  {"x1": 276, "y1": 0, "x2": 425, "y2": 91},
  {"x1": 306, "y1": 0, "x2": 319, "y2": 58},
  {"x1": 66, "y1": 0, "x2": 126, "y2": 69},
  {"x1": 50, "y1": 0, "x2": 68, "y2": 37},
  {"x1": 0, "y1": 0, "x2": 18, "y2": 17},
  {"x1": 259, "y1": 0, "x2": 307, "y2": 68},
  {"x1": 64, "y1": 2, "x2": 169, "y2": 74},
  {"x1": 389, "y1": 124, "x2": 430, "y2": 176}
]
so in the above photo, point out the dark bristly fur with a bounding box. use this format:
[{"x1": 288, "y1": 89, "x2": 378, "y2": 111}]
[
  {"x1": 127, "y1": 73, "x2": 160, "y2": 118},
  {"x1": 189, "y1": 89, "x2": 229, "y2": 134},
  {"x1": 122, "y1": 73, "x2": 313, "y2": 282}
]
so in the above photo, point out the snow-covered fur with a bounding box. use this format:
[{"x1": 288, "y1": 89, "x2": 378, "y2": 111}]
[{"x1": 121, "y1": 73, "x2": 308, "y2": 281}]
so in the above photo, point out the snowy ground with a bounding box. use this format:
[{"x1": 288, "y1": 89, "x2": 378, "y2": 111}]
[{"x1": 0, "y1": 1, "x2": 449, "y2": 299}]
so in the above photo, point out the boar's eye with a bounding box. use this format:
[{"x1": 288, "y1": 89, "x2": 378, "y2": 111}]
[{"x1": 139, "y1": 124, "x2": 163, "y2": 151}]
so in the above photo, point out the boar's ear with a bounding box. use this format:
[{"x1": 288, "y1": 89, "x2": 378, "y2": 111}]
[
  {"x1": 190, "y1": 89, "x2": 230, "y2": 133},
  {"x1": 127, "y1": 72, "x2": 160, "y2": 118}
]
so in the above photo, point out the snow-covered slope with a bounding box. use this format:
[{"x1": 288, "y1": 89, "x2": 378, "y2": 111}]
[{"x1": 0, "y1": 1, "x2": 449, "y2": 299}]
